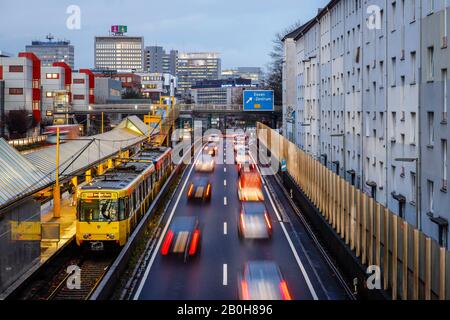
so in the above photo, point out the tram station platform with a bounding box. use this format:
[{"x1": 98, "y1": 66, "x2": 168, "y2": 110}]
[{"x1": 39, "y1": 191, "x2": 77, "y2": 262}]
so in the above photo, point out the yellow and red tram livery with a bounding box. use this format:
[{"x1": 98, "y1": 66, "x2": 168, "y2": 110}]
[{"x1": 76, "y1": 147, "x2": 172, "y2": 249}]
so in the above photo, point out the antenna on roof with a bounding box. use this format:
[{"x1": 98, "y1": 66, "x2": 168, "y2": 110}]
[{"x1": 46, "y1": 33, "x2": 54, "y2": 42}]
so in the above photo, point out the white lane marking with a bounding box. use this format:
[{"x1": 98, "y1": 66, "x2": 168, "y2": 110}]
[
  {"x1": 224, "y1": 222, "x2": 228, "y2": 235},
  {"x1": 249, "y1": 153, "x2": 319, "y2": 300},
  {"x1": 223, "y1": 264, "x2": 228, "y2": 286},
  {"x1": 224, "y1": 167, "x2": 227, "y2": 173},
  {"x1": 133, "y1": 148, "x2": 203, "y2": 300},
  {"x1": 224, "y1": 179, "x2": 227, "y2": 187},
  {"x1": 224, "y1": 197, "x2": 228, "y2": 206}
]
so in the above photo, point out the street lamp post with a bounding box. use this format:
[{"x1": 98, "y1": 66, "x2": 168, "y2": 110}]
[{"x1": 395, "y1": 157, "x2": 421, "y2": 231}]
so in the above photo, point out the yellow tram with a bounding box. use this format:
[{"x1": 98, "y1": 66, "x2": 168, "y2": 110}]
[{"x1": 76, "y1": 146, "x2": 172, "y2": 249}]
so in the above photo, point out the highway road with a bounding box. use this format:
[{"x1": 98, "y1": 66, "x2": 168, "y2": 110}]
[{"x1": 133, "y1": 136, "x2": 351, "y2": 300}]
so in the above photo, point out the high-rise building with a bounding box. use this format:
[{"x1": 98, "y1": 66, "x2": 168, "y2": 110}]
[
  {"x1": 221, "y1": 67, "x2": 263, "y2": 86},
  {"x1": 144, "y1": 46, "x2": 178, "y2": 75},
  {"x1": 25, "y1": 35, "x2": 74, "y2": 69},
  {"x1": 177, "y1": 52, "x2": 221, "y2": 93},
  {"x1": 282, "y1": 0, "x2": 450, "y2": 248},
  {"x1": 95, "y1": 27, "x2": 144, "y2": 72}
]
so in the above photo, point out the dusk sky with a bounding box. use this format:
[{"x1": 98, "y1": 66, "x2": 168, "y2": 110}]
[{"x1": 0, "y1": 0, "x2": 329, "y2": 70}]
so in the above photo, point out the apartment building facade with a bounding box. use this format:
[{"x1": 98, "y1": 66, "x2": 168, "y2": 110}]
[{"x1": 282, "y1": 0, "x2": 450, "y2": 248}]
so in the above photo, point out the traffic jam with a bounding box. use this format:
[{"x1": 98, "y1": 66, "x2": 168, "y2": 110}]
[{"x1": 158, "y1": 131, "x2": 293, "y2": 300}]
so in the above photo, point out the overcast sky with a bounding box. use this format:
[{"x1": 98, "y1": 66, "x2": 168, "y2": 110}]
[{"x1": 0, "y1": 0, "x2": 328, "y2": 70}]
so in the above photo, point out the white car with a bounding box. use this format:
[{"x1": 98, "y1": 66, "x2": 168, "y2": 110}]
[{"x1": 195, "y1": 154, "x2": 215, "y2": 172}]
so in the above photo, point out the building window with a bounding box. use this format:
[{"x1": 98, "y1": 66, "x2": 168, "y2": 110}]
[
  {"x1": 73, "y1": 94, "x2": 85, "y2": 100},
  {"x1": 411, "y1": 52, "x2": 417, "y2": 83},
  {"x1": 427, "y1": 46, "x2": 435, "y2": 81},
  {"x1": 9, "y1": 65, "x2": 23, "y2": 73},
  {"x1": 391, "y1": 1, "x2": 397, "y2": 31},
  {"x1": 73, "y1": 79, "x2": 85, "y2": 84},
  {"x1": 391, "y1": 57, "x2": 397, "y2": 86},
  {"x1": 443, "y1": 69, "x2": 448, "y2": 122},
  {"x1": 410, "y1": 0, "x2": 416, "y2": 22},
  {"x1": 429, "y1": 0, "x2": 435, "y2": 14},
  {"x1": 428, "y1": 112, "x2": 435, "y2": 145},
  {"x1": 46, "y1": 91, "x2": 54, "y2": 98},
  {"x1": 9, "y1": 88, "x2": 23, "y2": 95},
  {"x1": 46, "y1": 73, "x2": 59, "y2": 79},
  {"x1": 411, "y1": 172, "x2": 416, "y2": 204},
  {"x1": 427, "y1": 180, "x2": 434, "y2": 213},
  {"x1": 443, "y1": 139, "x2": 448, "y2": 191},
  {"x1": 391, "y1": 112, "x2": 397, "y2": 140},
  {"x1": 411, "y1": 112, "x2": 417, "y2": 144}
]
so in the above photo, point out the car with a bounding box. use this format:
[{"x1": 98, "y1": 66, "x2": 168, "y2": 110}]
[
  {"x1": 238, "y1": 261, "x2": 292, "y2": 300},
  {"x1": 203, "y1": 142, "x2": 218, "y2": 156},
  {"x1": 238, "y1": 158, "x2": 257, "y2": 176},
  {"x1": 238, "y1": 171, "x2": 264, "y2": 201},
  {"x1": 208, "y1": 133, "x2": 221, "y2": 143},
  {"x1": 195, "y1": 154, "x2": 215, "y2": 172},
  {"x1": 160, "y1": 216, "x2": 201, "y2": 261},
  {"x1": 236, "y1": 152, "x2": 252, "y2": 166},
  {"x1": 238, "y1": 202, "x2": 271, "y2": 239},
  {"x1": 187, "y1": 175, "x2": 212, "y2": 201}
]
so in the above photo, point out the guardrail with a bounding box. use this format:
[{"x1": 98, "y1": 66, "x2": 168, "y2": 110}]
[
  {"x1": 90, "y1": 142, "x2": 196, "y2": 300},
  {"x1": 257, "y1": 122, "x2": 449, "y2": 300}
]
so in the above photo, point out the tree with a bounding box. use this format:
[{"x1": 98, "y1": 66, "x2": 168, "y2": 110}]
[
  {"x1": 6, "y1": 109, "x2": 32, "y2": 138},
  {"x1": 122, "y1": 88, "x2": 143, "y2": 99},
  {"x1": 263, "y1": 21, "x2": 303, "y2": 106}
]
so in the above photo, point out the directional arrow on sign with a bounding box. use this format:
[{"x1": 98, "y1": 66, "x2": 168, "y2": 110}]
[{"x1": 246, "y1": 97, "x2": 253, "y2": 104}]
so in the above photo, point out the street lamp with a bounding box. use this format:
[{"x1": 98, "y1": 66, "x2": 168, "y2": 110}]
[
  {"x1": 395, "y1": 157, "x2": 421, "y2": 230},
  {"x1": 331, "y1": 133, "x2": 346, "y2": 177}
]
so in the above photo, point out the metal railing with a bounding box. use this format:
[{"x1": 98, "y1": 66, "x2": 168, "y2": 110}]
[{"x1": 257, "y1": 122, "x2": 450, "y2": 300}]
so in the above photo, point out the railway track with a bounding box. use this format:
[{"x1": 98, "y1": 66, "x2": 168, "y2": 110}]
[
  {"x1": 47, "y1": 255, "x2": 112, "y2": 300},
  {"x1": 10, "y1": 242, "x2": 116, "y2": 300}
]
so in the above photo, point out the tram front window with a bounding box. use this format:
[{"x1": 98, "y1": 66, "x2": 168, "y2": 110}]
[{"x1": 79, "y1": 199, "x2": 119, "y2": 222}]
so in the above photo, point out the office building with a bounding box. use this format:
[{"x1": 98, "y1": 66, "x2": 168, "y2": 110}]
[
  {"x1": 144, "y1": 46, "x2": 178, "y2": 75},
  {"x1": 282, "y1": 0, "x2": 450, "y2": 248},
  {"x1": 177, "y1": 52, "x2": 221, "y2": 92},
  {"x1": 137, "y1": 72, "x2": 177, "y2": 101},
  {"x1": 190, "y1": 78, "x2": 254, "y2": 105},
  {"x1": 95, "y1": 28, "x2": 144, "y2": 72},
  {"x1": 26, "y1": 35, "x2": 75, "y2": 69},
  {"x1": 221, "y1": 67, "x2": 263, "y2": 86}
]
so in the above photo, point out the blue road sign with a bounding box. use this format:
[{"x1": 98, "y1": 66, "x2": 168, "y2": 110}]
[
  {"x1": 243, "y1": 90, "x2": 274, "y2": 111},
  {"x1": 281, "y1": 159, "x2": 287, "y2": 172}
]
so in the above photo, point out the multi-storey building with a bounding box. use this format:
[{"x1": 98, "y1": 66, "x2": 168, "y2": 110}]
[
  {"x1": 221, "y1": 67, "x2": 263, "y2": 86},
  {"x1": 26, "y1": 36, "x2": 75, "y2": 69},
  {"x1": 283, "y1": 0, "x2": 450, "y2": 248},
  {"x1": 190, "y1": 78, "x2": 254, "y2": 105},
  {"x1": 41, "y1": 62, "x2": 72, "y2": 113},
  {"x1": 177, "y1": 52, "x2": 221, "y2": 93},
  {"x1": 0, "y1": 52, "x2": 41, "y2": 129},
  {"x1": 144, "y1": 46, "x2": 178, "y2": 75},
  {"x1": 420, "y1": 1, "x2": 450, "y2": 247},
  {"x1": 137, "y1": 72, "x2": 177, "y2": 101},
  {"x1": 95, "y1": 32, "x2": 144, "y2": 72},
  {"x1": 72, "y1": 69, "x2": 94, "y2": 111}
]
